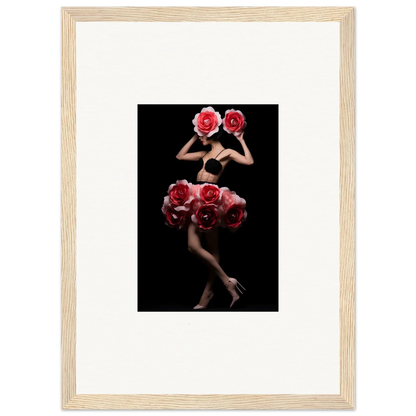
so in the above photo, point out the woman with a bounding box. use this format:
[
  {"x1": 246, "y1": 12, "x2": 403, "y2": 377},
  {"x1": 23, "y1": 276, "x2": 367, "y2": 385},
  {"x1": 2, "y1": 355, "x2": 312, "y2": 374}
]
[{"x1": 162, "y1": 106, "x2": 254, "y2": 309}]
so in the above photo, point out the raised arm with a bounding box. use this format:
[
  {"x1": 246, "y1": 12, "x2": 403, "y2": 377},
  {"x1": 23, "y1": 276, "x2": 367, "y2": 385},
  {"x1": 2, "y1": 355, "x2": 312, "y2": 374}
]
[
  {"x1": 176, "y1": 134, "x2": 206, "y2": 161},
  {"x1": 228, "y1": 131, "x2": 254, "y2": 165}
]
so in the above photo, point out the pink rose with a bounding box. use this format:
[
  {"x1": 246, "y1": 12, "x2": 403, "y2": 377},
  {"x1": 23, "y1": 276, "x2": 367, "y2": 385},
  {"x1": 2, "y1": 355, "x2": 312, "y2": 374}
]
[
  {"x1": 192, "y1": 106, "x2": 222, "y2": 137},
  {"x1": 198, "y1": 184, "x2": 222, "y2": 205},
  {"x1": 218, "y1": 190, "x2": 247, "y2": 232},
  {"x1": 223, "y1": 109, "x2": 247, "y2": 136},
  {"x1": 191, "y1": 203, "x2": 220, "y2": 232},
  {"x1": 168, "y1": 179, "x2": 194, "y2": 207}
]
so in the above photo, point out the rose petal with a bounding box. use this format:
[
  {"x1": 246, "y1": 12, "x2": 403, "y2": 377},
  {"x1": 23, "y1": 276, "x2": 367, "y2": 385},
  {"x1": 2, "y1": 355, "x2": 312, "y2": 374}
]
[
  {"x1": 236, "y1": 110, "x2": 245, "y2": 119},
  {"x1": 223, "y1": 125, "x2": 233, "y2": 135},
  {"x1": 207, "y1": 125, "x2": 219, "y2": 137},
  {"x1": 215, "y1": 111, "x2": 223, "y2": 125},
  {"x1": 192, "y1": 113, "x2": 200, "y2": 125},
  {"x1": 161, "y1": 195, "x2": 172, "y2": 214},
  {"x1": 194, "y1": 126, "x2": 205, "y2": 136},
  {"x1": 182, "y1": 197, "x2": 194, "y2": 209}
]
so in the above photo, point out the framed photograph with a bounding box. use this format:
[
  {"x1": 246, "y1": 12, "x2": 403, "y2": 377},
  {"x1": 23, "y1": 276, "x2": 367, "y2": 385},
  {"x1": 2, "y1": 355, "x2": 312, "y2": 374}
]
[{"x1": 62, "y1": 7, "x2": 355, "y2": 409}]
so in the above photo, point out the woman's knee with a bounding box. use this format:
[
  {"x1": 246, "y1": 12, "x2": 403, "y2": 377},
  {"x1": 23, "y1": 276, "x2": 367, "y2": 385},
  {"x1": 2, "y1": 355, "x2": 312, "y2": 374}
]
[{"x1": 188, "y1": 243, "x2": 200, "y2": 255}]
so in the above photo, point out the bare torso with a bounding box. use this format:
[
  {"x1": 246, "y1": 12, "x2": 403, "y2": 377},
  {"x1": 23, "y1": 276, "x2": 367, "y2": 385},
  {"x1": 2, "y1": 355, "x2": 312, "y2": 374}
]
[{"x1": 196, "y1": 148, "x2": 232, "y2": 184}]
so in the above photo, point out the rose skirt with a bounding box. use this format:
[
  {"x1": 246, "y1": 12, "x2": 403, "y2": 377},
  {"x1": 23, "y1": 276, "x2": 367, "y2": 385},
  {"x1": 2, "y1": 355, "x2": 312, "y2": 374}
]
[{"x1": 161, "y1": 179, "x2": 247, "y2": 232}]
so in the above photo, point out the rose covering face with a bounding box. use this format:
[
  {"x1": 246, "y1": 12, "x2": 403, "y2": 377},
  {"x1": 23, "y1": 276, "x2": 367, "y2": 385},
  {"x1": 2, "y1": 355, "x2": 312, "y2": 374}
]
[
  {"x1": 192, "y1": 106, "x2": 223, "y2": 137},
  {"x1": 223, "y1": 109, "x2": 247, "y2": 137}
]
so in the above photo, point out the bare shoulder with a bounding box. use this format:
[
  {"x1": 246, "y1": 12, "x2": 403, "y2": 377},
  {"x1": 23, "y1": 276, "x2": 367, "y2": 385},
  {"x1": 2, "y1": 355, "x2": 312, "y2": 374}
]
[
  {"x1": 225, "y1": 149, "x2": 240, "y2": 159},
  {"x1": 225, "y1": 148, "x2": 253, "y2": 165},
  {"x1": 221, "y1": 148, "x2": 234, "y2": 157}
]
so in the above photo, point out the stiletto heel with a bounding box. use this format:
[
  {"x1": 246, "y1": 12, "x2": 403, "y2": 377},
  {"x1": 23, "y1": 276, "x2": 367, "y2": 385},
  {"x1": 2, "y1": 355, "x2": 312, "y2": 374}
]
[
  {"x1": 235, "y1": 282, "x2": 246, "y2": 294},
  {"x1": 224, "y1": 278, "x2": 246, "y2": 308}
]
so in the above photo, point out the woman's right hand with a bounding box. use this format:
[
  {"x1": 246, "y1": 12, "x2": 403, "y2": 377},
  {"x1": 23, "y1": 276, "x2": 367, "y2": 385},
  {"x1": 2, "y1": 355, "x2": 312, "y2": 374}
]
[{"x1": 176, "y1": 133, "x2": 200, "y2": 160}]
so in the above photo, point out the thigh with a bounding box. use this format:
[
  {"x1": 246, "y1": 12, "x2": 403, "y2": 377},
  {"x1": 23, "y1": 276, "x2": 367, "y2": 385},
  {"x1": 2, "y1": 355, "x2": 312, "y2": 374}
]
[{"x1": 188, "y1": 222, "x2": 202, "y2": 249}]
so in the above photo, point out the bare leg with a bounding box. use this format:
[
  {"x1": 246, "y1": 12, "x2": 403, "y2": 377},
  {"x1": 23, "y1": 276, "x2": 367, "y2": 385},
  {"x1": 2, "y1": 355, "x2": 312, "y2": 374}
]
[
  {"x1": 188, "y1": 223, "x2": 241, "y2": 308},
  {"x1": 204, "y1": 227, "x2": 220, "y2": 289},
  {"x1": 195, "y1": 227, "x2": 219, "y2": 307},
  {"x1": 187, "y1": 223, "x2": 229, "y2": 285}
]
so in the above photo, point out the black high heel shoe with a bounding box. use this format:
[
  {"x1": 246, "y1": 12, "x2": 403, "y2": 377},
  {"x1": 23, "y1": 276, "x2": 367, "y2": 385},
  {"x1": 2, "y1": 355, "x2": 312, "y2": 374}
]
[{"x1": 224, "y1": 278, "x2": 246, "y2": 308}]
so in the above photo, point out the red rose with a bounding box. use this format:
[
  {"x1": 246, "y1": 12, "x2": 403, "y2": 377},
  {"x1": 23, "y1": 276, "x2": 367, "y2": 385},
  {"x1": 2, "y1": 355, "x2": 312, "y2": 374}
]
[
  {"x1": 192, "y1": 106, "x2": 222, "y2": 137},
  {"x1": 224, "y1": 204, "x2": 246, "y2": 230},
  {"x1": 165, "y1": 207, "x2": 189, "y2": 230},
  {"x1": 199, "y1": 184, "x2": 221, "y2": 205},
  {"x1": 197, "y1": 112, "x2": 218, "y2": 134},
  {"x1": 218, "y1": 190, "x2": 247, "y2": 232},
  {"x1": 223, "y1": 109, "x2": 247, "y2": 136},
  {"x1": 168, "y1": 180, "x2": 192, "y2": 206},
  {"x1": 192, "y1": 204, "x2": 219, "y2": 232}
]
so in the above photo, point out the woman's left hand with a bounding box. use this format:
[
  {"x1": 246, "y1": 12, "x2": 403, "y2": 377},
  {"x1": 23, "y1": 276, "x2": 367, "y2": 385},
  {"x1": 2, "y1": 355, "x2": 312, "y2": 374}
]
[{"x1": 236, "y1": 130, "x2": 245, "y2": 142}]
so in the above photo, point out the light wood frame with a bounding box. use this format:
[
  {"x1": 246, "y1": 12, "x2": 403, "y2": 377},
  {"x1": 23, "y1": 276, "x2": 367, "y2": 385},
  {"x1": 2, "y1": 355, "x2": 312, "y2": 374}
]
[{"x1": 61, "y1": 6, "x2": 355, "y2": 410}]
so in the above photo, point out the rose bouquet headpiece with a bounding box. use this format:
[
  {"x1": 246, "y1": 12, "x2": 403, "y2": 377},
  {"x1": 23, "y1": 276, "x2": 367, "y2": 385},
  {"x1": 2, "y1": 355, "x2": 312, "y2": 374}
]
[{"x1": 192, "y1": 106, "x2": 222, "y2": 137}]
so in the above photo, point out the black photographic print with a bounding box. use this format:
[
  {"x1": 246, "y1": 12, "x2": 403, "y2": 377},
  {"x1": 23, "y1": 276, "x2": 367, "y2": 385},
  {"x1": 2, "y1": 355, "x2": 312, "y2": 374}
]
[{"x1": 137, "y1": 105, "x2": 278, "y2": 311}]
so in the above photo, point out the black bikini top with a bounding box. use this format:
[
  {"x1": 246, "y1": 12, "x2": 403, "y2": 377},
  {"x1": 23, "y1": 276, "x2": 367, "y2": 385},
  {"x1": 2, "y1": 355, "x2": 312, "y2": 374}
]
[{"x1": 197, "y1": 149, "x2": 226, "y2": 175}]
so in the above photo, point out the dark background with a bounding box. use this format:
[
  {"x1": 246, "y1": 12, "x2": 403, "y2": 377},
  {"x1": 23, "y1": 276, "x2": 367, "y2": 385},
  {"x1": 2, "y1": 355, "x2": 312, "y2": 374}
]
[{"x1": 137, "y1": 105, "x2": 279, "y2": 311}]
